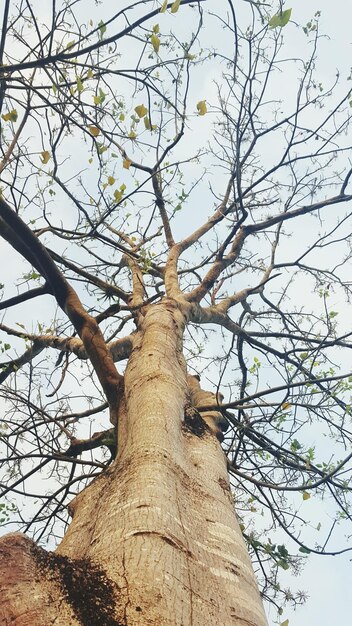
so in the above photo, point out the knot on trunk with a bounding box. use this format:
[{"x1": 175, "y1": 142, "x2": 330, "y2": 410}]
[{"x1": 185, "y1": 374, "x2": 228, "y2": 441}]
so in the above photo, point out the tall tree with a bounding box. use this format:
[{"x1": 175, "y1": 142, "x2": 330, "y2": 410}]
[{"x1": 0, "y1": 1, "x2": 351, "y2": 624}]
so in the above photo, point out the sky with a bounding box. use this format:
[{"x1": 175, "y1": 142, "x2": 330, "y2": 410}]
[
  {"x1": 266, "y1": 2, "x2": 352, "y2": 624},
  {"x1": 0, "y1": 1, "x2": 351, "y2": 624}
]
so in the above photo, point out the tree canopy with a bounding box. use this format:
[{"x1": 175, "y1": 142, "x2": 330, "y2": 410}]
[{"x1": 0, "y1": 0, "x2": 351, "y2": 621}]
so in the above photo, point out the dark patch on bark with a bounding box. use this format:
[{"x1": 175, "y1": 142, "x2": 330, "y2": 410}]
[
  {"x1": 32, "y1": 545, "x2": 123, "y2": 626},
  {"x1": 183, "y1": 404, "x2": 210, "y2": 438},
  {"x1": 186, "y1": 375, "x2": 229, "y2": 441},
  {"x1": 215, "y1": 415, "x2": 229, "y2": 441},
  {"x1": 218, "y1": 477, "x2": 230, "y2": 493},
  {"x1": 226, "y1": 563, "x2": 240, "y2": 576}
]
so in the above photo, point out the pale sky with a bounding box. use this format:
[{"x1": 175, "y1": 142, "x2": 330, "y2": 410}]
[{"x1": 268, "y1": 6, "x2": 352, "y2": 625}]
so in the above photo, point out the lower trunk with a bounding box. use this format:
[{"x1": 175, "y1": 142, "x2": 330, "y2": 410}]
[{"x1": 0, "y1": 300, "x2": 268, "y2": 626}]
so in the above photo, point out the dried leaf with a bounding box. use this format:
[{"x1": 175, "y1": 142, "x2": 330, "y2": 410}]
[
  {"x1": 196, "y1": 100, "x2": 207, "y2": 116},
  {"x1": 40, "y1": 151, "x2": 51, "y2": 164},
  {"x1": 88, "y1": 125, "x2": 100, "y2": 137}
]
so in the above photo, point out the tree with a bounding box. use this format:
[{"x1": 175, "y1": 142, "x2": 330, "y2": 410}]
[{"x1": 0, "y1": 0, "x2": 351, "y2": 624}]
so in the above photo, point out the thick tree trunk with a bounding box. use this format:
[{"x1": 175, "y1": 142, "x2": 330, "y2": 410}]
[{"x1": 0, "y1": 300, "x2": 268, "y2": 626}]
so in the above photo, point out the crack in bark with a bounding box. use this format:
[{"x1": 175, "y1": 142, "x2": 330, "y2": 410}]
[{"x1": 131, "y1": 530, "x2": 193, "y2": 558}]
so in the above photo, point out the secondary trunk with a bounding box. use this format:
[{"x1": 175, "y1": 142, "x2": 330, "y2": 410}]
[{"x1": 0, "y1": 300, "x2": 268, "y2": 626}]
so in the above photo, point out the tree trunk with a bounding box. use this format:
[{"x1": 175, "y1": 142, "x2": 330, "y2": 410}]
[{"x1": 0, "y1": 300, "x2": 268, "y2": 626}]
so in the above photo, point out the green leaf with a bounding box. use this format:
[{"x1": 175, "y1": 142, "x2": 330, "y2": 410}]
[
  {"x1": 153, "y1": 24, "x2": 160, "y2": 34},
  {"x1": 171, "y1": 0, "x2": 181, "y2": 13},
  {"x1": 134, "y1": 104, "x2": 148, "y2": 118},
  {"x1": 280, "y1": 620, "x2": 289, "y2": 626},
  {"x1": 98, "y1": 20, "x2": 107, "y2": 38},
  {"x1": 269, "y1": 9, "x2": 292, "y2": 29},
  {"x1": 93, "y1": 89, "x2": 106, "y2": 106},
  {"x1": 160, "y1": 0, "x2": 168, "y2": 12},
  {"x1": 1, "y1": 109, "x2": 18, "y2": 122},
  {"x1": 23, "y1": 271, "x2": 41, "y2": 281},
  {"x1": 76, "y1": 76, "x2": 84, "y2": 93},
  {"x1": 113, "y1": 184, "x2": 126, "y2": 203},
  {"x1": 151, "y1": 33, "x2": 160, "y2": 53},
  {"x1": 299, "y1": 546, "x2": 311, "y2": 554},
  {"x1": 302, "y1": 491, "x2": 311, "y2": 501},
  {"x1": 277, "y1": 544, "x2": 289, "y2": 558}
]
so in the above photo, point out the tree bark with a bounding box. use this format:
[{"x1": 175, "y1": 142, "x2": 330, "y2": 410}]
[{"x1": 0, "y1": 300, "x2": 268, "y2": 626}]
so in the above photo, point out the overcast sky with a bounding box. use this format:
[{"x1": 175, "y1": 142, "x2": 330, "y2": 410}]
[{"x1": 269, "y1": 5, "x2": 352, "y2": 625}]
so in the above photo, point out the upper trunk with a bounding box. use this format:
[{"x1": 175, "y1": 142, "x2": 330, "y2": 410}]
[{"x1": 0, "y1": 299, "x2": 268, "y2": 626}]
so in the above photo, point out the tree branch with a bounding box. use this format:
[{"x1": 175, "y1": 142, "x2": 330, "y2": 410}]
[{"x1": 0, "y1": 197, "x2": 124, "y2": 424}]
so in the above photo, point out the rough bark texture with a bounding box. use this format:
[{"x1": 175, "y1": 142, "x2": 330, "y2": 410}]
[{"x1": 0, "y1": 301, "x2": 268, "y2": 626}]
